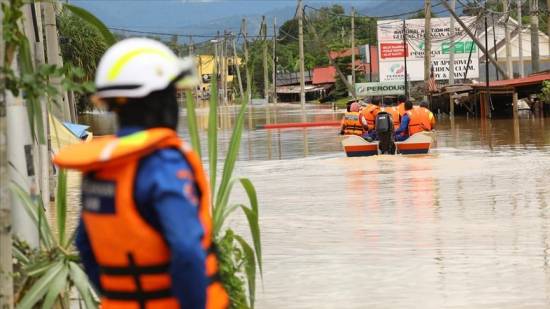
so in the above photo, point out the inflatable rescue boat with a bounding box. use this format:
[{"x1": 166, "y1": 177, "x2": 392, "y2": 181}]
[{"x1": 341, "y1": 131, "x2": 435, "y2": 157}]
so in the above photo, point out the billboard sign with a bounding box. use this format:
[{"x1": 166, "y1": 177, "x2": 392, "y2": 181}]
[
  {"x1": 355, "y1": 81, "x2": 406, "y2": 96},
  {"x1": 377, "y1": 17, "x2": 479, "y2": 82}
]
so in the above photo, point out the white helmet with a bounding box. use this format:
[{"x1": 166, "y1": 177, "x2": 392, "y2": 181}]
[{"x1": 94, "y1": 38, "x2": 198, "y2": 99}]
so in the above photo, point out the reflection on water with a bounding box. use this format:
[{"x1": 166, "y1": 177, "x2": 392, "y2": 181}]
[{"x1": 79, "y1": 105, "x2": 550, "y2": 308}]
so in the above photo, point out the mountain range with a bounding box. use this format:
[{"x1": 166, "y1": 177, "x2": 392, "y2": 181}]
[{"x1": 72, "y1": 0, "x2": 453, "y2": 40}]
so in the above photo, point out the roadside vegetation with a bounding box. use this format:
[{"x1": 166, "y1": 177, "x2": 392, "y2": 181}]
[{"x1": 2, "y1": 0, "x2": 261, "y2": 308}]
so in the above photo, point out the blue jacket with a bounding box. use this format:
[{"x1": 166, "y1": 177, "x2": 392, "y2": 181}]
[
  {"x1": 395, "y1": 113, "x2": 410, "y2": 138},
  {"x1": 75, "y1": 126, "x2": 207, "y2": 309}
]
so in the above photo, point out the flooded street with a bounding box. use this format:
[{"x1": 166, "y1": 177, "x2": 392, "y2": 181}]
[{"x1": 79, "y1": 105, "x2": 550, "y2": 308}]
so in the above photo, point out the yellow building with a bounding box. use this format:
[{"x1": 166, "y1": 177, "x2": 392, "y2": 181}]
[{"x1": 196, "y1": 55, "x2": 241, "y2": 92}]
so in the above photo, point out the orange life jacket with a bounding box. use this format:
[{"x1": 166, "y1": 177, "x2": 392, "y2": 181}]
[
  {"x1": 421, "y1": 107, "x2": 436, "y2": 129},
  {"x1": 53, "y1": 128, "x2": 228, "y2": 309},
  {"x1": 360, "y1": 104, "x2": 380, "y2": 131},
  {"x1": 407, "y1": 107, "x2": 432, "y2": 136},
  {"x1": 341, "y1": 111, "x2": 364, "y2": 135},
  {"x1": 379, "y1": 106, "x2": 400, "y2": 130}
]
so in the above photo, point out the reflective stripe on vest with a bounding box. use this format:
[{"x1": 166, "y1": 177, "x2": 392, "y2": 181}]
[{"x1": 54, "y1": 129, "x2": 229, "y2": 309}]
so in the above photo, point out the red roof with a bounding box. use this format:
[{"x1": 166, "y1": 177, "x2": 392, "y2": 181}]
[
  {"x1": 312, "y1": 66, "x2": 336, "y2": 84},
  {"x1": 472, "y1": 72, "x2": 550, "y2": 89}
]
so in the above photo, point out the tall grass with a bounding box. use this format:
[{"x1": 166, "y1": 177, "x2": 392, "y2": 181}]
[
  {"x1": 11, "y1": 171, "x2": 98, "y2": 309},
  {"x1": 185, "y1": 77, "x2": 262, "y2": 308}
]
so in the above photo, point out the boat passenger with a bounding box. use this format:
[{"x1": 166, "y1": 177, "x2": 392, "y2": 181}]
[
  {"x1": 379, "y1": 97, "x2": 401, "y2": 130},
  {"x1": 419, "y1": 100, "x2": 436, "y2": 129},
  {"x1": 54, "y1": 38, "x2": 228, "y2": 309},
  {"x1": 360, "y1": 96, "x2": 380, "y2": 132},
  {"x1": 395, "y1": 100, "x2": 414, "y2": 141},
  {"x1": 340, "y1": 102, "x2": 363, "y2": 136},
  {"x1": 397, "y1": 95, "x2": 408, "y2": 117},
  {"x1": 405, "y1": 101, "x2": 433, "y2": 138}
]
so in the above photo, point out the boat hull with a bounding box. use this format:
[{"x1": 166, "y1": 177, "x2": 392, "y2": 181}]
[
  {"x1": 395, "y1": 131, "x2": 434, "y2": 155},
  {"x1": 341, "y1": 135, "x2": 379, "y2": 157},
  {"x1": 341, "y1": 131, "x2": 434, "y2": 157}
]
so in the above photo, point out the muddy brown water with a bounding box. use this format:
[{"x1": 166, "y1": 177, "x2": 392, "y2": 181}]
[{"x1": 74, "y1": 104, "x2": 550, "y2": 308}]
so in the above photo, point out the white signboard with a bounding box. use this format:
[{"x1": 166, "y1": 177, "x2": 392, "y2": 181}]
[
  {"x1": 377, "y1": 17, "x2": 480, "y2": 82},
  {"x1": 355, "y1": 82, "x2": 405, "y2": 96}
]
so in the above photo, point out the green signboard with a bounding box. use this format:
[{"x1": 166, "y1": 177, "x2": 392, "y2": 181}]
[
  {"x1": 442, "y1": 41, "x2": 476, "y2": 54},
  {"x1": 355, "y1": 82, "x2": 406, "y2": 96}
]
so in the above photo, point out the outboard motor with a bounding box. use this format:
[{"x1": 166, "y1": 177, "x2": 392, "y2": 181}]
[{"x1": 375, "y1": 112, "x2": 395, "y2": 154}]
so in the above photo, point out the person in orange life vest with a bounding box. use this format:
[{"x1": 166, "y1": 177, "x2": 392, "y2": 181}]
[
  {"x1": 379, "y1": 97, "x2": 401, "y2": 130},
  {"x1": 340, "y1": 102, "x2": 363, "y2": 135},
  {"x1": 394, "y1": 100, "x2": 414, "y2": 141},
  {"x1": 54, "y1": 38, "x2": 228, "y2": 309},
  {"x1": 359, "y1": 96, "x2": 381, "y2": 133},
  {"x1": 396, "y1": 95, "x2": 407, "y2": 117},
  {"x1": 419, "y1": 100, "x2": 436, "y2": 129}
]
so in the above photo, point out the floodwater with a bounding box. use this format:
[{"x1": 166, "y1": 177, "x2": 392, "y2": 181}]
[{"x1": 76, "y1": 104, "x2": 550, "y2": 308}]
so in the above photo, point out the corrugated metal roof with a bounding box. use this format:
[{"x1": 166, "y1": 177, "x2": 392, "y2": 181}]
[{"x1": 472, "y1": 72, "x2": 550, "y2": 89}]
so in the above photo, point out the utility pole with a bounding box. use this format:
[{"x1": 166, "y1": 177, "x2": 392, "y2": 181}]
[
  {"x1": 369, "y1": 22, "x2": 373, "y2": 82},
  {"x1": 43, "y1": 2, "x2": 70, "y2": 121},
  {"x1": 441, "y1": 0, "x2": 510, "y2": 79},
  {"x1": 485, "y1": 7, "x2": 491, "y2": 118},
  {"x1": 298, "y1": 0, "x2": 306, "y2": 108},
  {"x1": 213, "y1": 34, "x2": 219, "y2": 103},
  {"x1": 273, "y1": 17, "x2": 278, "y2": 105},
  {"x1": 0, "y1": 0, "x2": 14, "y2": 306},
  {"x1": 262, "y1": 16, "x2": 269, "y2": 102},
  {"x1": 517, "y1": 0, "x2": 525, "y2": 77},
  {"x1": 424, "y1": 0, "x2": 432, "y2": 96},
  {"x1": 449, "y1": 0, "x2": 456, "y2": 86},
  {"x1": 503, "y1": 0, "x2": 513, "y2": 78},
  {"x1": 222, "y1": 31, "x2": 228, "y2": 105},
  {"x1": 403, "y1": 20, "x2": 409, "y2": 98},
  {"x1": 492, "y1": 15, "x2": 500, "y2": 80},
  {"x1": 231, "y1": 34, "x2": 244, "y2": 101},
  {"x1": 188, "y1": 36, "x2": 194, "y2": 56},
  {"x1": 24, "y1": 2, "x2": 50, "y2": 210},
  {"x1": 351, "y1": 7, "x2": 356, "y2": 86},
  {"x1": 241, "y1": 19, "x2": 251, "y2": 105},
  {"x1": 529, "y1": 0, "x2": 540, "y2": 72},
  {"x1": 548, "y1": 0, "x2": 550, "y2": 53}
]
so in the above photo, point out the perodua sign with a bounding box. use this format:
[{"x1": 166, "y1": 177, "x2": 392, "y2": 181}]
[{"x1": 377, "y1": 17, "x2": 480, "y2": 82}]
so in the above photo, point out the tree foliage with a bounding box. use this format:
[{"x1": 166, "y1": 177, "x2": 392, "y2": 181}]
[{"x1": 58, "y1": 10, "x2": 108, "y2": 113}]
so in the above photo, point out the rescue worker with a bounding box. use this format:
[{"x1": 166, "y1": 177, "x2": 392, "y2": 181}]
[
  {"x1": 340, "y1": 102, "x2": 363, "y2": 135},
  {"x1": 419, "y1": 100, "x2": 436, "y2": 129},
  {"x1": 395, "y1": 100, "x2": 414, "y2": 141},
  {"x1": 53, "y1": 38, "x2": 228, "y2": 309},
  {"x1": 360, "y1": 96, "x2": 381, "y2": 134},
  {"x1": 359, "y1": 97, "x2": 381, "y2": 141},
  {"x1": 397, "y1": 95, "x2": 407, "y2": 117},
  {"x1": 379, "y1": 97, "x2": 401, "y2": 130},
  {"x1": 396, "y1": 101, "x2": 433, "y2": 141}
]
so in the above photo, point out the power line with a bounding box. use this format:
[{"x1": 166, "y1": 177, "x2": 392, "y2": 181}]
[
  {"x1": 108, "y1": 27, "x2": 275, "y2": 39},
  {"x1": 304, "y1": 1, "x2": 445, "y2": 20}
]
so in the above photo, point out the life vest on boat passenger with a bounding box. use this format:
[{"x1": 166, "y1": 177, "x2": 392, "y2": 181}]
[
  {"x1": 53, "y1": 128, "x2": 228, "y2": 309},
  {"x1": 407, "y1": 107, "x2": 432, "y2": 136},
  {"x1": 379, "y1": 106, "x2": 400, "y2": 130},
  {"x1": 341, "y1": 111, "x2": 364, "y2": 135},
  {"x1": 360, "y1": 104, "x2": 380, "y2": 131}
]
